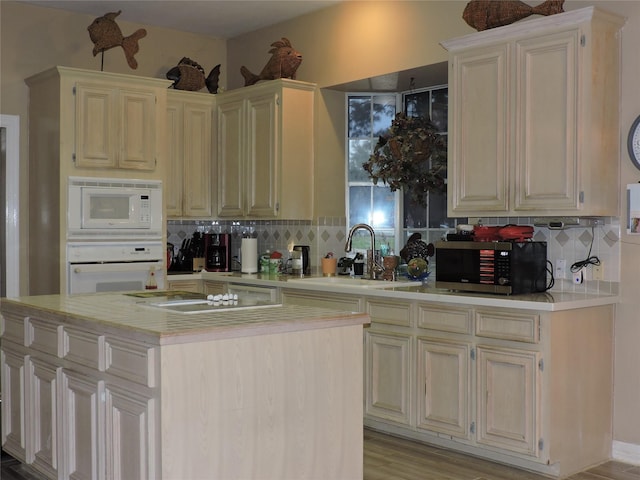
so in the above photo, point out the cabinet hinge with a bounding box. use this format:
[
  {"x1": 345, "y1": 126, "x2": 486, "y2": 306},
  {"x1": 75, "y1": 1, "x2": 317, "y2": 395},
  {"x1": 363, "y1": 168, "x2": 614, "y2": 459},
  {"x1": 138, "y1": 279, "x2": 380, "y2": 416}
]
[
  {"x1": 579, "y1": 191, "x2": 585, "y2": 203},
  {"x1": 538, "y1": 358, "x2": 544, "y2": 372},
  {"x1": 538, "y1": 438, "x2": 544, "y2": 451},
  {"x1": 72, "y1": 86, "x2": 76, "y2": 95},
  {"x1": 276, "y1": 95, "x2": 281, "y2": 106},
  {"x1": 275, "y1": 202, "x2": 280, "y2": 212},
  {"x1": 470, "y1": 421, "x2": 476, "y2": 434},
  {"x1": 580, "y1": 34, "x2": 586, "y2": 47},
  {"x1": 470, "y1": 348, "x2": 476, "y2": 361},
  {"x1": 72, "y1": 153, "x2": 76, "y2": 163}
]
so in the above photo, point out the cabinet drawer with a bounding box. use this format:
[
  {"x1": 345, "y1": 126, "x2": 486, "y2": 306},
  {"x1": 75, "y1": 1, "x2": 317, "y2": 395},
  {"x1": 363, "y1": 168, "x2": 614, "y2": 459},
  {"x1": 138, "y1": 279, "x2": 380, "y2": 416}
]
[
  {"x1": 366, "y1": 299, "x2": 413, "y2": 327},
  {"x1": 417, "y1": 304, "x2": 472, "y2": 334},
  {"x1": 1, "y1": 311, "x2": 25, "y2": 345},
  {"x1": 475, "y1": 309, "x2": 540, "y2": 343},
  {"x1": 105, "y1": 336, "x2": 156, "y2": 388},
  {"x1": 282, "y1": 290, "x2": 362, "y2": 312},
  {"x1": 62, "y1": 327, "x2": 104, "y2": 370},
  {"x1": 26, "y1": 317, "x2": 61, "y2": 356}
]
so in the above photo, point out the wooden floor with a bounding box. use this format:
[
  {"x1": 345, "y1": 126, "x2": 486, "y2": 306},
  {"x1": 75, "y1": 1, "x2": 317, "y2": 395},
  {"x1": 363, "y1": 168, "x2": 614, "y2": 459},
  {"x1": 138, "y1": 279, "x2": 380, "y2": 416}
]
[
  {"x1": 2, "y1": 429, "x2": 639, "y2": 479},
  {"x1": 364, "y1": 429, "x2": 640, "y2": 480}
]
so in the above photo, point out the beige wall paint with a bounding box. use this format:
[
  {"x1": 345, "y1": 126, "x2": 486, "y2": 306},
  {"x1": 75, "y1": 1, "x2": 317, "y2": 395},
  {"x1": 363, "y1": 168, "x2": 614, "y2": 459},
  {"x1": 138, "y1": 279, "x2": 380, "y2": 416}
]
[
  {"x1": 0, "y1": 1, "x2": 226, "y2": 295},
  {"x1": 2, "y1": 0, "x2": 640, "y2": 456}
]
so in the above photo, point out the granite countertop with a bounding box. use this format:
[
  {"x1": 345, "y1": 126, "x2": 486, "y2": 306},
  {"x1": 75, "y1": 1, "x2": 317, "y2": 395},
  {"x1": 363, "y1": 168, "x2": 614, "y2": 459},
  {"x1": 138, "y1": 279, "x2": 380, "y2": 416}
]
[
  {"x1": 190, "y1": 271, "x2": 619, "y2": 312},
  {"x1": 0, "y1": 292, "x2": 369, "y2": 345}
]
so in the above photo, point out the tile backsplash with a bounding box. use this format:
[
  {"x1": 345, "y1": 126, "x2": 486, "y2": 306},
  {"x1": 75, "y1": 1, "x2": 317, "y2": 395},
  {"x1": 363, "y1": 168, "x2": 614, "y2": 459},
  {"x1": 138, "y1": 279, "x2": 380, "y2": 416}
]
[
  {"x1": 168, "y1": 216, "x2": 620, "y2": 294},
  {"x1": 167, "y1": 217, "x2": 346, "y2": 273}
]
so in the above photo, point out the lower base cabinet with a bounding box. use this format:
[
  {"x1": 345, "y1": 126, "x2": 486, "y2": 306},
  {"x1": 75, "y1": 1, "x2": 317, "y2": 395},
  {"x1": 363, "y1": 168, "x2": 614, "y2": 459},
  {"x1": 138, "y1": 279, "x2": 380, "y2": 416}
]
[
  {"x1": 417, "y1": 338, "x2": 471, "y2": 439},
  {"x1": 364, "y1": 331, "x2": 412, "y2": 426},
  {"x1": 282, "y1": 287, "x2": 614, "y2": 478},
  {"x1": 1, "y1": 311, "x2": 159, "y2": 480},
  {"x1": 28, "y1": 357, "x2": 59, "y2": 478},
  {"x1": 476, "y1": 346, "x2": 540, "y2": 457}
]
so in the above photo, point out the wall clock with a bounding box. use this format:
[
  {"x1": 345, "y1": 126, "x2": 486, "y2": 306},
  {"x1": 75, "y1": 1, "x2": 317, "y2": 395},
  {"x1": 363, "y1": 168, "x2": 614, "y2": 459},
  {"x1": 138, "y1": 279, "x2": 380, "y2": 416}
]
[{"x1": 629, "y1": 115, "x2": 640, "y2": 170}]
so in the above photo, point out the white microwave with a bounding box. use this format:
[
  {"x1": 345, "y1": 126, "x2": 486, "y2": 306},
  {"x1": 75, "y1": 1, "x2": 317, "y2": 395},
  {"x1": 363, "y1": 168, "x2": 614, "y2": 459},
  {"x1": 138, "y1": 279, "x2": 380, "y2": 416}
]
[{"x1": 68, "y1": 177, "x2": 163, "y2": 239}]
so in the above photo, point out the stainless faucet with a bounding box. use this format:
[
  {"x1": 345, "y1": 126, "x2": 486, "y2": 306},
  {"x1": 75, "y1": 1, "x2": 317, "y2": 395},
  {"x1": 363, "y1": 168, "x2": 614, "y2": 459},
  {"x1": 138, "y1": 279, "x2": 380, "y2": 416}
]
[{"x1": 344, "y1": 223, "x2": 384, "y2": 280}]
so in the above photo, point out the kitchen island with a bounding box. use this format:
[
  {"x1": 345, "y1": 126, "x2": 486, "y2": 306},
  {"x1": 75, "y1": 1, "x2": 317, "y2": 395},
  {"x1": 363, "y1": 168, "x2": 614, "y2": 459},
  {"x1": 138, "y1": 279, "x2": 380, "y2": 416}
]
[{"x1": 0, "y1": 292, "x2": 370, "y2": 480}]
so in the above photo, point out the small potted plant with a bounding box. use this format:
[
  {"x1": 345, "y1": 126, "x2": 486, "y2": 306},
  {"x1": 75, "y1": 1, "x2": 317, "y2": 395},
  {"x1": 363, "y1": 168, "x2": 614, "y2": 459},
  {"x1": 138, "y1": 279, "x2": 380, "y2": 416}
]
[{"x1": 363, "y1": 112, "x2": 447, "y2": 206}]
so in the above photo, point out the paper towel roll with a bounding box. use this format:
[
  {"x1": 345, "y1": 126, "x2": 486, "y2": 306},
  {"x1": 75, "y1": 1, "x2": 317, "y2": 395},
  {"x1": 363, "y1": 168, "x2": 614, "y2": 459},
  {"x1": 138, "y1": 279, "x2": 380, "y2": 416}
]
[{"x1": 241, "y1": 238, "x2": 258, "y2": 273}]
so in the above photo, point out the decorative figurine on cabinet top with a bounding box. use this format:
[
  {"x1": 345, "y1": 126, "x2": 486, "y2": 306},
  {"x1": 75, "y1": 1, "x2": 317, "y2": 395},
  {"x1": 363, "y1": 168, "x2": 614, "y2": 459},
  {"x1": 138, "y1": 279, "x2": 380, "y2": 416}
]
[
  {"x1": 166, "y1": 58, "x2": 221, "y2": 94},
  {"x1": 463, "y1": 0, "x2": 564, "y2": 31},
  {"x1": 240, "y1": 37, "x2": 302, "y2": 86},
  {"x1": 87, "y1": 10, "x2": 146, "y2": 69}
]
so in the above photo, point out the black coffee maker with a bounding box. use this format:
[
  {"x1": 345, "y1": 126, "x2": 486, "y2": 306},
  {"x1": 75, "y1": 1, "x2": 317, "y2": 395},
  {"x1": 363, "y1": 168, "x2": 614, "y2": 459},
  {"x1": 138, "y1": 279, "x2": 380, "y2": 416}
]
[{"x1": 205, "y1": 233, "x2": 232, "y2": 272}]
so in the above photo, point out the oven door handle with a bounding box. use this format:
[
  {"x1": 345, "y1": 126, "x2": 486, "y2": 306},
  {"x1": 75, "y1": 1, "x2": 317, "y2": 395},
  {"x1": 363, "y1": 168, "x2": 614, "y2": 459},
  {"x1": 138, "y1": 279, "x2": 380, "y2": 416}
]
[{"x1": 71, "y1": 262, "x2": 162, "y2": 274}]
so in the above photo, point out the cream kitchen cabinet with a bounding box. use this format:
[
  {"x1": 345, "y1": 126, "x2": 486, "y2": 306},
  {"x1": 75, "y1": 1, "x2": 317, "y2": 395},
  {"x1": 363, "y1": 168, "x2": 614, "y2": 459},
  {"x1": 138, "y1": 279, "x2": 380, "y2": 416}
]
[
  {"x1": 26, "y1": 67, "x2": 169, "y2": 295},
  {"x1": 1, "y1": 341, "x2": 27, "y2": 461},
  {"x1": 281, "y1": 289, "x2": 363, "y2": 311},
  {"x1": 167, "y1": 277, "x2": 203, "y2": 293},
  {"x1": 476, "y1": 346, "x2": 541, "y2": 457},
  {"x1": 364, "y1": 331, "x2": 413, "y2": 427},
  {"x1": 215, "y1": 79, "x2": 315, "y2": 219},
  {"x1": 442, "y1": 7, "x2": 624, "y2": 217},
  {"x1": 416, "y1": 303, "x2": 473, "y2": 441},
  {"x1": 0, "y1": 310, "x2": 160, "y2": 480},
  {"x1": 363, "y1": 298, "x2": 414, "y2": 427},
  {"x1": 75, "y1": 81, "x2": 162, "y2": 171},
  {"x1": 166, "y1": 91, "x2": 215, "y2": 217}
]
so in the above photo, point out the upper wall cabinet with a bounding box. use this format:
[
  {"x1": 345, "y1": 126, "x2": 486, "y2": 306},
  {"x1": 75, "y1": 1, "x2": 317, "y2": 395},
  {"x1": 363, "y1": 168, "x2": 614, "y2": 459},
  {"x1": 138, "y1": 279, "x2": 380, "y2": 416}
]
[
  {"x1": 26, "y1": 66, "x2": 170, "y2": 177},
  {"x1": 216, "y1": 79, "x2": 315, "y2": 220},
  {"x1": 75, "y1": 83, "x2": 158, "y2": 170},
  {"x1": 166, "y1": 90, "x2": 215, "y2": 218},
  {"x1": 442, "y1": 7, "x2": 624, "y2": 217}
]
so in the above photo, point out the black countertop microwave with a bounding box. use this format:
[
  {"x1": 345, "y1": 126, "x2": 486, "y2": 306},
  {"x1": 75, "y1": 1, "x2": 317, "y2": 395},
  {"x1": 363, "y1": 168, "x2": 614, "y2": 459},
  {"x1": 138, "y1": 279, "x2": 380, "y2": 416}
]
[{"x1": 435, "y1": 241, "x2": 548, "y2": 295}]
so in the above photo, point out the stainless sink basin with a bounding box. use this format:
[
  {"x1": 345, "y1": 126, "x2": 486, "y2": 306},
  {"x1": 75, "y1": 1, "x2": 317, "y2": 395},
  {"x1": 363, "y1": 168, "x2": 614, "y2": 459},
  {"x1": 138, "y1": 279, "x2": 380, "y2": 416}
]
[{"x1": 285, "y1": 276, "x2": 417, "y2": 289}]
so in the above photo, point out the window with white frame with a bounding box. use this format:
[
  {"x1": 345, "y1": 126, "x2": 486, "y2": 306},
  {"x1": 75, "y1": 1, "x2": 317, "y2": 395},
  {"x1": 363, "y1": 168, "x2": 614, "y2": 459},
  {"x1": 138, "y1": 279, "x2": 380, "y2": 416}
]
[{"x1": 346, "y1": 86, "x2": 463, "y2": 257}]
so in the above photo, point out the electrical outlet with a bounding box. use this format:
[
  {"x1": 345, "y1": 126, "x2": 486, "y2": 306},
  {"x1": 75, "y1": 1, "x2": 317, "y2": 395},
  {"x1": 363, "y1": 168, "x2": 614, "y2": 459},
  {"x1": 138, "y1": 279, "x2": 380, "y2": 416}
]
[
  {"x1": 593, "y1": 262, "x2": 604, "y2": 281},
  {"x1": 555, "y1": 259, "x2": 567, "y2": 279},
  {"x1": 573, "y1": 267, "x2": 586, "y2": 285}
]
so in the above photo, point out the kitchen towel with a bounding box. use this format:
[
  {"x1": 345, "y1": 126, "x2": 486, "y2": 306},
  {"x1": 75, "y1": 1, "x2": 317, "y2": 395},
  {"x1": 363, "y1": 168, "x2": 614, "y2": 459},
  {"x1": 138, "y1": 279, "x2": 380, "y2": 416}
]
[{"x1": 241, "y1": 238, "x2": 258, "y2": 273}]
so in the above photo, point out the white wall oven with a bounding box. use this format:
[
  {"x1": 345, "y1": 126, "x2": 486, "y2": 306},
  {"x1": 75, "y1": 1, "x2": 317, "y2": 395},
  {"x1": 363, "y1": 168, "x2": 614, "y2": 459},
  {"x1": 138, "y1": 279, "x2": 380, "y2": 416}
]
[
  {"x1": 67, "y1": 242, "x2": 165, "y2": 294},
  {"x1": 68, "y1": 176, "x2": 163, "y2": 239}
]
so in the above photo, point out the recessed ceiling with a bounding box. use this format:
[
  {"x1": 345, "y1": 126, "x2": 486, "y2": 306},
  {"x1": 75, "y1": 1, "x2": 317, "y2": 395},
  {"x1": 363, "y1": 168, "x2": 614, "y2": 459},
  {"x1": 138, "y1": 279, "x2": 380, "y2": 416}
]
[{"x1": 17, "y1": 0, "x2": 341, "y2": 39}]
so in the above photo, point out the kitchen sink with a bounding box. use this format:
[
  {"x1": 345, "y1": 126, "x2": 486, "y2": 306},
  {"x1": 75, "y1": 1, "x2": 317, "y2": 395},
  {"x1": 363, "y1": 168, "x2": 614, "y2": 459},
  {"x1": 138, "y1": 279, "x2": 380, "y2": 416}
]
[{"x1": 285, "y1": 276, "x2": 417, "y2": 289}]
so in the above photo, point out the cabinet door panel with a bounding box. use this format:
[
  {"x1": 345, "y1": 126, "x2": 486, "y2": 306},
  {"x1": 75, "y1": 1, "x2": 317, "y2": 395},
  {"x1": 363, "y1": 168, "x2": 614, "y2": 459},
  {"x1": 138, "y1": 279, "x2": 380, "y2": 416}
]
[
  {"x1": 118, "y1": 90, "x2": 157, "y2": 170},
  {"x1": 1, "y1": 345, "x2": 26, "y2": 459},
  {"x1": 477, "y1": 346, "x2": 540, "y2": 457},
  {"x1": 515, "y1": 31, "x2": 578, "y2": 211},
  {"x1": 417, "y1": 339, "x2": 470, "y2": 439},
  {"x1": 27, "y1": 358, "x2": 59, "y2": 479},
  {"x1": 61, "y1": 370, "x2": 103, "y2": 480},
  {"x1": 449, "y1": 44, "x2": 510, "y2": 213},
  {"x1": 246, "y1": 93, "x2": 278, "y2": 217},
  {"x1": 75, "y1": 84, "x2": 117, "y2": 168},
  {"x1": 105, "y1": 385, "x2": 156, "y2": 480},
  {"x1": 165, "y1": 101, "x2": 184, "y2": 216},
  {"x1": 183, "y1": 102, "x2": 213, "y2": 216},
  {"x1": 217, "y1": 99, "x2": 245, "y2": 217},
  {"x1": 364, "y1": 331, "x2": 412, "y2": 426}
]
